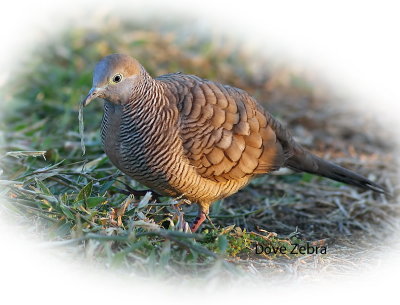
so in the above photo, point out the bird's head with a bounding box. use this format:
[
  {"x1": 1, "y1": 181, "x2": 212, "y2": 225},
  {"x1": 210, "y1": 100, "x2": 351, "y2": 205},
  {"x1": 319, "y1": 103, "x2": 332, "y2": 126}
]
[{"x1": 82, "y1": 54, "x2": 144, "y2": 107}]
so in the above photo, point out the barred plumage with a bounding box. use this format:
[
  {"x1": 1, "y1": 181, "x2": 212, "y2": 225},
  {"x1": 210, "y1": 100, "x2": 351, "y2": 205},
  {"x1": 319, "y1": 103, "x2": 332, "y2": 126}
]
[{"x1": 83, "y1": 53, "x2": 386, "y2": 232}]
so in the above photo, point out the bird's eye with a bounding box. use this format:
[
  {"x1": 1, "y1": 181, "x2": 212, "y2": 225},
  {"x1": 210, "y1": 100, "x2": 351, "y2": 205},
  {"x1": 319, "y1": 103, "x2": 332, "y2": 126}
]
[{"x1": 112, "y1": 73, "x2": 123, "y2": 83}]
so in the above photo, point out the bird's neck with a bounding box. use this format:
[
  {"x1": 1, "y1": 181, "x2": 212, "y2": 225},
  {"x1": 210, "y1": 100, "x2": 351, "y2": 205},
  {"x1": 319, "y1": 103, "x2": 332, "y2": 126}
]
[{"x1": 125, "y1": 71, "x2": 168, "y2": 111}]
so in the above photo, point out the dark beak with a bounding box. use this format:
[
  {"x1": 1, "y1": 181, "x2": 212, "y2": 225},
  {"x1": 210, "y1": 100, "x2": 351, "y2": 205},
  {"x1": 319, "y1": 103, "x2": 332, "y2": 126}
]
[{"x1": 82, "y1": 87, "x2": 103, "y2": 107}]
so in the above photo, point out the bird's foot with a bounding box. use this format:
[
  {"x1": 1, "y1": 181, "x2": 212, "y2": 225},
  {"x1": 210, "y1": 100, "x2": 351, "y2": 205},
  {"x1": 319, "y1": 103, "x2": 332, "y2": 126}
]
[{"x1": 190, "y1": 211, "x2": 207, "y2": 233}]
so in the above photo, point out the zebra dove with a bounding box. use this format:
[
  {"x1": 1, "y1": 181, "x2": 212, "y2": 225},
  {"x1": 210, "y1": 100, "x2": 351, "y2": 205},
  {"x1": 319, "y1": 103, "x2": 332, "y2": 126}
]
[{"x1": 82, "y1": 54, "x2": 385, "y2": 232}]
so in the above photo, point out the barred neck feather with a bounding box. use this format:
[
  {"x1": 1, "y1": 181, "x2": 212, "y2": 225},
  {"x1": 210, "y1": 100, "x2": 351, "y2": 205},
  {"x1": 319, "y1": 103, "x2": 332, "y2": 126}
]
[{"x1": 126, "y1": 68, "x2": 168, "y2": 108}]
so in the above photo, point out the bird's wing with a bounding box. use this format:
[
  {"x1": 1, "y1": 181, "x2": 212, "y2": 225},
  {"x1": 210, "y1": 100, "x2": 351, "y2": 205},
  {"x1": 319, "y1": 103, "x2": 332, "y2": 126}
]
[{"x1": 158, "y1": 74, "x2": 286, "y2": 182}]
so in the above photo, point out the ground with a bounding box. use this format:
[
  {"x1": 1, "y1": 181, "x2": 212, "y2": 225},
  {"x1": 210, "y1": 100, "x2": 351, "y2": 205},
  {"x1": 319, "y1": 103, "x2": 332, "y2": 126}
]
[{"x1": 0, "y1": 17, "x2": 399, "y2": 281}]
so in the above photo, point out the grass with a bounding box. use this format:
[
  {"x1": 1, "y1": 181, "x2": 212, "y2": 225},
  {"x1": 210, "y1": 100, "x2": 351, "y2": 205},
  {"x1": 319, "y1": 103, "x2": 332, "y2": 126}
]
[{"x1": 0, "y1": 16, "x2": 399, "y2": 281}]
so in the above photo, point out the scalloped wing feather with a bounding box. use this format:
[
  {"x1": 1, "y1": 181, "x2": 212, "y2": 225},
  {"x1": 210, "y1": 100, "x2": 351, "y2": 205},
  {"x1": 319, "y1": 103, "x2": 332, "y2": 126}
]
[{"x1": 158, "y1": 73, "x2": 286, "y2": 182}]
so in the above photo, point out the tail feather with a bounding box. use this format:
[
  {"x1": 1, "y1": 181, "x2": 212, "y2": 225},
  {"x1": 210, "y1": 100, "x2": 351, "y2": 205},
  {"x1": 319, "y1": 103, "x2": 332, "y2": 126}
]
[
  {"x1": 285, "y1": 149, "x2": 386, "y2": 194},
  {"x1": 265, "y1": 113, "x2": 386, "y2": 194}
]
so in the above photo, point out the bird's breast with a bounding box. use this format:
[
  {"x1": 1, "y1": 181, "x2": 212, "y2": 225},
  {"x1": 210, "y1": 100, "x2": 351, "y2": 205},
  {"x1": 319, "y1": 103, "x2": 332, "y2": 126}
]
[
  {"x1": 100, "y1": 101, "x2": 185, "y2": 195},
  {"x1": 100, "y1": 99, "x2": 246, "y2": 203},
  {"x1": 101, "y1": 102, "x2": 125, "y2": 169}
]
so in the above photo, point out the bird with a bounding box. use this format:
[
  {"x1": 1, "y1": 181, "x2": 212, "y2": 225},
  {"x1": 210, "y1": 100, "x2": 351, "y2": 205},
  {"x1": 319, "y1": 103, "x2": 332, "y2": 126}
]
[{"x1": 82, "y1": 53, "x2": 385, "y2": 232}]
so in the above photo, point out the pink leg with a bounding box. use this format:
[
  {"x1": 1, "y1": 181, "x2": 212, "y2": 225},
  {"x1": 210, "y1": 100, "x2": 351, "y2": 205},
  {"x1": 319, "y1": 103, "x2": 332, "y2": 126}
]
[{"x1": 190, "y1": 211, "x2": 207, "y2": 232}]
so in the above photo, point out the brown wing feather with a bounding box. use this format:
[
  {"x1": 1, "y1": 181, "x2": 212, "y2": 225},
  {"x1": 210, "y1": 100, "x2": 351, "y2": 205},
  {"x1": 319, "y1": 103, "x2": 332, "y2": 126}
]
[{"x1": 159, "y1": 73, "x2": 285, "y2": 182}]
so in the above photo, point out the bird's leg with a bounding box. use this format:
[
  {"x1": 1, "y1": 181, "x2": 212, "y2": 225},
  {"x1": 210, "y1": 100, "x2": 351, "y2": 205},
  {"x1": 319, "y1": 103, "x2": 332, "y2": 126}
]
[
  {"x1": 190, "y1": 205, "x2": 209, "y2": 233},
  {"x1": 190, "y1": 212, "x2": 206, "y2": 232}
]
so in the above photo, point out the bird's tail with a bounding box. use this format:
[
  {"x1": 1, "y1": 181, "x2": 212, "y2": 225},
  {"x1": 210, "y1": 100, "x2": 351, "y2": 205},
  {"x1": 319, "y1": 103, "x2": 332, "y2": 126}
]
[{"x1": 285, "y1": 148, "x2": 386, "y2": 194}]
